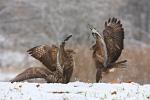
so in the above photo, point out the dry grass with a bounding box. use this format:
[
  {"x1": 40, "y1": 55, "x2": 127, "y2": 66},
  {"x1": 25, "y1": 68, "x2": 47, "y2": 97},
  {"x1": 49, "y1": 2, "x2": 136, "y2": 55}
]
[
  {"x1": 2, "y1": 43, "x2": 150, "y2": 84},
  {"x1": 71, "y1": 44, "x2": 150, "y2": 84}
]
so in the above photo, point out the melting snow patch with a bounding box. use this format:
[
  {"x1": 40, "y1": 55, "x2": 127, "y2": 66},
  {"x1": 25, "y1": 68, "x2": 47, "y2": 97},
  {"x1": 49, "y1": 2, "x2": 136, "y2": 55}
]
[{"x1": 0, "y1": 81, "x2": 149, "y2": 100}]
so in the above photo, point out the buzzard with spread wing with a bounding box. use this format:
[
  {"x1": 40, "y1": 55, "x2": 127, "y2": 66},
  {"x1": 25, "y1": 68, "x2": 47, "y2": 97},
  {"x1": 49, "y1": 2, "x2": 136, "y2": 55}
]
[
  {"x1": 11, "y1": 34, "x2": 75, "y2": 83},
  {"x1": 89, "y1": 17, "x2": 127, "y2": 82}
]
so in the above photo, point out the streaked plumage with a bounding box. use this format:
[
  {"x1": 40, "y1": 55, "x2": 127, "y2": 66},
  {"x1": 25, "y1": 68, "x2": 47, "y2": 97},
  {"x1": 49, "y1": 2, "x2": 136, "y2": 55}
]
[
  {"x1": 27, "y1": 45, "x2": 58, "y2": 71},
  {"x1": 11, "y1": 35, "x2": 75, "y2": 83},
  {"x1": 103, "y1": 18, "x2": 124, "y2": 64},
  {"x1": 89, "y1": 17, "x2": 127, "y2": 82}
]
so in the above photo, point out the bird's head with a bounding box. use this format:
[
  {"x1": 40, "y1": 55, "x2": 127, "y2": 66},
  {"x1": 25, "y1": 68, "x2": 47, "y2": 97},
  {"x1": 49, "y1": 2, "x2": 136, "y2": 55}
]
[{"x1": 88, "y1": 24, "x2": 104, "y2": 39}]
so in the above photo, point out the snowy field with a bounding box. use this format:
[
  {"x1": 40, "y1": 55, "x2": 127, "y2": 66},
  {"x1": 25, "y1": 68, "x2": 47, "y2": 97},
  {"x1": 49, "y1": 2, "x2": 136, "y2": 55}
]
[{"x1": 0, "y1": 82, "x2": 149, "y2": 100}]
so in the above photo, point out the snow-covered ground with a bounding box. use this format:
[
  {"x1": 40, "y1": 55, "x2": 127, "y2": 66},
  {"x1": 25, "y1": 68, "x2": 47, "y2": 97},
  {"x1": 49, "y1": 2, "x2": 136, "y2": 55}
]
[{"x1": 0, "y1": 82, "x2": 149, "y2": 100}]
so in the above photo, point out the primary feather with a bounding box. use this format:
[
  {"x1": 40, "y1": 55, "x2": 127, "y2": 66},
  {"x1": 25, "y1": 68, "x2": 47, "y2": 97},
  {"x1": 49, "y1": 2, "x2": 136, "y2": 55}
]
[
  {"x1": 90, "y1": 17, "x2": 125, "y2": 82},
  {"x1": 103, "y1": 17, "x2": 124, "y2": 64}
]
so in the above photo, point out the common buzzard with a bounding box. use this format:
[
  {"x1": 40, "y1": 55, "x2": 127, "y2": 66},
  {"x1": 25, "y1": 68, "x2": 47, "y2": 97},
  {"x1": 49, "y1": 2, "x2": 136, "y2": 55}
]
[
  {"x1": 11, "y1": 34, "x2": 75, "y2": 83},
  {"x1": 89, "y1": 17, "x2": 127, "y2": 82}
]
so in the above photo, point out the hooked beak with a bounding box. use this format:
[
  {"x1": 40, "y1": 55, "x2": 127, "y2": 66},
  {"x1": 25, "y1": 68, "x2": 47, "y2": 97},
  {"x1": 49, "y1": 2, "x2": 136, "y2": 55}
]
[{"x1": 88, "y1": 24, "x2": 103, "y2": 39}]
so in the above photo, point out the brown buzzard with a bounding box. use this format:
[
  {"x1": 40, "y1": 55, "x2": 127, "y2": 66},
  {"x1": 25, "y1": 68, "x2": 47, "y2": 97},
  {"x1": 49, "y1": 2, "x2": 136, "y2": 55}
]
[
  {"x1": 89, "y1": 17, "x2": 127, "y2": 82},
  {"x1": 11, "y1": 34, "x2": 75, "y2": 83}
]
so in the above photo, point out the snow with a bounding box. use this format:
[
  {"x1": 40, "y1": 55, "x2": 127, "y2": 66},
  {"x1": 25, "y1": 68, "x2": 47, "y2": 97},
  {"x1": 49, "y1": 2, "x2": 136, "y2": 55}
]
[{"x1": 0, "y1": 82, "x2": 149, "y2": 100}]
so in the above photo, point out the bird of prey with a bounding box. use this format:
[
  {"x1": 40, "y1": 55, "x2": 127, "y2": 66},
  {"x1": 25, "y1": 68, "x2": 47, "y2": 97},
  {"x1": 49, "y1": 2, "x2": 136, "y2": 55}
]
[
  {"x1": 88, "y1": 17, "x2": 127, "y2": 82},
  {"x1": 11, "y1": 34, "x2": 75, "y2": 83}
]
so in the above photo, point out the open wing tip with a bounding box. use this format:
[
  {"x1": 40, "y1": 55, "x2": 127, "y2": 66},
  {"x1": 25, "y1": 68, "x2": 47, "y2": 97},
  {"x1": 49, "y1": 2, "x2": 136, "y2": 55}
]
[
  {"x1": 108, "y1": 18, "x2": 111, "y2": 23},
  {"x1": 27, "y1": 47, "x2": 36, "y2": 53},
  {"x1": 27, "y1": 49, "x2": 33, "y2": 54},
  {"x1": 105, "y1": 21, "x2": 107, "y2": 27},
  {"x1": 108, "y1": 17, "x2": 122, "y2": 24},
  {"x1": 64, "y1": 34, "x2": 73, "y2": 42},
  {"x1": 117, "y1": 20, "x2": 121, "y2": 24},
  {"x1": 27, "y1": 49, "x2": 31, "y2": 53}
]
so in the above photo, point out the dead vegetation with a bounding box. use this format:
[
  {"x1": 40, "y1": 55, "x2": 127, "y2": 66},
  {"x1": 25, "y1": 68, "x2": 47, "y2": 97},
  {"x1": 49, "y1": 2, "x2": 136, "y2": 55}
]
[
  {"x1": 71, "y1": 43, "x2": 150, "y2": 84},
  {"x1": 1, "y1": 41, "x2": 149, "y2": 84}
]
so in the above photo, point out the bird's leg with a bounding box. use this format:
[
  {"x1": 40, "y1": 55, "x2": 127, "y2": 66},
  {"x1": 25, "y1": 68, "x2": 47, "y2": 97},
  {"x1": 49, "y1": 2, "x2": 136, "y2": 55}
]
[
  {"x1": 96, "y1": 67, "x2": 102, "y2": 83},
  {"x1": 63, "y1": 67, "x2": 73, "y2": 83},
  {"x1": 10, "y1": 67, "x2": 52, "y2": 83}
]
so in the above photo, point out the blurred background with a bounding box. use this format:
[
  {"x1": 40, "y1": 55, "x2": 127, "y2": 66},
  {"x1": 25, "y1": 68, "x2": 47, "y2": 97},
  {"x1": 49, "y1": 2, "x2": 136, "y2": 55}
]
[{"x1": 0, "y1": 0, "x2": 150, "y2": 84}]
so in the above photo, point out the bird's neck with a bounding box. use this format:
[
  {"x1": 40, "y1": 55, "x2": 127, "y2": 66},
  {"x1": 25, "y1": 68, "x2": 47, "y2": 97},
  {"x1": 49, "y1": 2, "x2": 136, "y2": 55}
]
[{"x1": 96, "y1": 37, "x2": 108, "y2": 67}]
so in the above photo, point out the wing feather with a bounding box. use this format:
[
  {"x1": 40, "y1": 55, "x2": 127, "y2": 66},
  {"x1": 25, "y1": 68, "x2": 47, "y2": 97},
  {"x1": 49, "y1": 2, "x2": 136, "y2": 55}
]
[
  {"x1": 27, "y1": 45, "x2": 58, "y2": 71},
  {"x1": 103, "y1": 17, "x2": 124, "y2": 63},
  {"x1": 10, "y1": 67, "x2": 51, "y2": 83}
]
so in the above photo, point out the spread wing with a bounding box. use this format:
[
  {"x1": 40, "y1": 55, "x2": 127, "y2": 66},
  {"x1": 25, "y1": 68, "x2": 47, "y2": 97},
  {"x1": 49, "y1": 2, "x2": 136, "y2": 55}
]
[
  {"x1": 27, "y1": 45, "x2": 58, "y2": 71},
  {"x1": 10, "y1": 67, "x2": 64, "y2": 83},
  {"x1": 10, "y1": 67, "x2": 52, "y2": 83},
  {"x1": 103, "y1": 17, "x2": 124, "y2": 63}
]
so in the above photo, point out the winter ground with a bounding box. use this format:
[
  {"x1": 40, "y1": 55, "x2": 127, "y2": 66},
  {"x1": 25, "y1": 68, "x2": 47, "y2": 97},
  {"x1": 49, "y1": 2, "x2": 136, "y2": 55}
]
[{"x1": 0, "y1": 81, "x2": 149, "y2": 100}]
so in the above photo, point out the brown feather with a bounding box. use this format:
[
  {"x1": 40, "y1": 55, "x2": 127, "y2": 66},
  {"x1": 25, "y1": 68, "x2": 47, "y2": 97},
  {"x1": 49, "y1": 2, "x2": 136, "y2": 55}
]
[
  {"x1": 27, "y1": 45, "x2": 57, "y2": 71},
  {"x1": 103, "y1": 17, "x2": 124, "y2": 64},
  {"x1": 11, "y1": 34, "x2": 75, "y2": 83},
  {"x1": 90, "y1": 17, "x2": 125, "y2": 82},
  {"x1": 11, "y1": 67, "x2": 65, "y2": 83},
  {"x1": 108, "y1": 18, "x2": 111, "y2": 23},
  {"x1": 11, "y1": 67, "x2": 51, "y2": 83}
]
